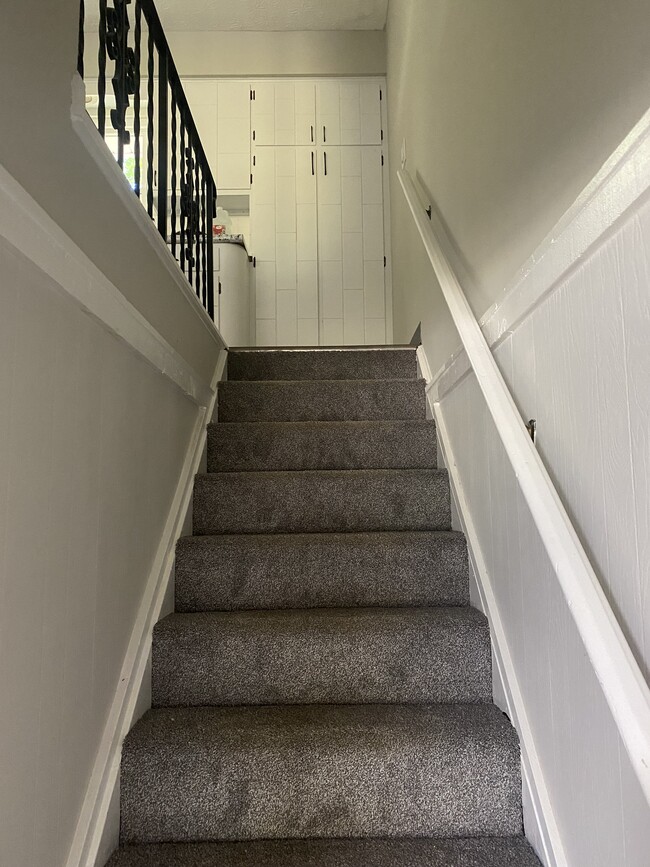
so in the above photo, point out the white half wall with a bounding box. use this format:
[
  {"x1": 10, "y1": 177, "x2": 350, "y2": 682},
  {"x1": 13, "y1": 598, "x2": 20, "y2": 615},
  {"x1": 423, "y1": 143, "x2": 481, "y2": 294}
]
[
  {"x1": 422, "y1": 117, "x2": 650, "y2": 865},
  {"x1": 0, "y1": 165, "x2": 223, "y2": 867}
]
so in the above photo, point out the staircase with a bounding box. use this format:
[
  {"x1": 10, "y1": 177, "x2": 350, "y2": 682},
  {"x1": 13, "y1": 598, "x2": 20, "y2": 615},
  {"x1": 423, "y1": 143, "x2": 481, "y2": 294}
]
[{"x1": 106, "y1": 346, "x2": 541, "y2": 867}]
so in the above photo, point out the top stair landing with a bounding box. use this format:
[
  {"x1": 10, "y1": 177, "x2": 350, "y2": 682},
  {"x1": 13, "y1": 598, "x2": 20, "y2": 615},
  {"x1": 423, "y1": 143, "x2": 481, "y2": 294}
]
[{"x1": 227, "y1": 345, "x2": 418, "y2": 381}]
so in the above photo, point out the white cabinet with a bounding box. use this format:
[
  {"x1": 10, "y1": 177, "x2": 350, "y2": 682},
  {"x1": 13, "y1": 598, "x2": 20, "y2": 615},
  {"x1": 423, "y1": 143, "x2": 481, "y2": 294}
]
[
  {"x1": 251, "y1": 81, "x2": 317, "y2": 148},
  {"x1": 182, "y1": 81, "x2": 251, "y2": 192},
  {"x1": 251, "y1": 143, "x2": 386, "y2": 347},
  {"x1": 251, "y1": 147, "x2": 318, "y2": 346},
  {"x1": 316, "y1": 80, "x2": 383, "y2": 146},
  {"x1": 214, "y1": 242, "x2": 251, "y2": 346}
]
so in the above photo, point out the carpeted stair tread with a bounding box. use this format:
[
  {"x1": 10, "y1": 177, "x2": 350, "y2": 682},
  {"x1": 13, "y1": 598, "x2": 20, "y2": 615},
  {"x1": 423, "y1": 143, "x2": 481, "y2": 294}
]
[
  {"x1": 193, "y1": 469, "x2": 451, "y2": 535},
  {"x1": 227, "y1": 347, "x2": 418, "y2": 382},
  {"x1": 152, "y1": 606, "x2": 492, "y2": 707},
  {"x1": 217, "y1": 379, "x2": 426, "y2": 422},
  {"x1": 120, "y1": 703, "x2": 523, "y2": 844},
  {"x1": 106, "y1": 836, "x2": 542, "y2": 866},
  {"x1": 175, "y1": 531, "x2": 469, "y2": 612},
  {"x1": 207, "y1": 420, "x2": 437, "y2": 472}
]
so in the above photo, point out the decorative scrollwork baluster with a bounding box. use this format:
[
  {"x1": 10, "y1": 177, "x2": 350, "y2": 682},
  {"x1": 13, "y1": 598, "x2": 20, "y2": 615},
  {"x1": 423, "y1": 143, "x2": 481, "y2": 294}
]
[{"x1": 104, "y1": 0, "x2": 136, "y2": 167}]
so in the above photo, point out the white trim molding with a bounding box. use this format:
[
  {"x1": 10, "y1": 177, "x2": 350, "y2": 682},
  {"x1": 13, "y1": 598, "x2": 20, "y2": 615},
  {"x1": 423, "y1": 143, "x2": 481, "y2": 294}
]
[
  {"x1": 0, "y1": 158, "x2": 221, "y2": 407},
  {"x1": 399, "y1": 151, "x2": 650, "y2": 810},
  {"x1": 65, "y1": 349, "x2": 227, "y2": 867},
  {"x1": 70, "y1": 72, "x2": 222, "y2": 349},
  {"x1": 427, "y1": 106, "x2": 650, "y2": 400}
]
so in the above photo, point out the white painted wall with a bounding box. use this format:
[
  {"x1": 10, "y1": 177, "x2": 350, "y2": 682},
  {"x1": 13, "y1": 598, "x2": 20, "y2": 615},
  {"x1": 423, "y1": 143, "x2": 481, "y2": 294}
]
[
  {"x1": 0, "y1": 4, "x2": 225, "y2": 864},
  {"x1": 0, "y1": 239, "x2": 214, "y2": 867},
  {"x1": 167, "y1": 30, "x2": 386, "y2": 78},
  {"x1": 386, "y1": 0, "x2": 650, "y2": 374},
  {"x1": 423, "y1": 120, "x2": 650, "y2": 865}
]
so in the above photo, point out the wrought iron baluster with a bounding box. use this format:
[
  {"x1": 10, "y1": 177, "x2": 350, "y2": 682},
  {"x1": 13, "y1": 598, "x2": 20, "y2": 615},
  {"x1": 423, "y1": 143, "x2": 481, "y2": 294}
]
[
  {"x1": 206, "y1": 177, "x2": 215, "y2": 321},
  {"x1": 200, "y1": 169, "x2": 207, "y2": 306},
  {"x1": 77, "y1": 0, "x2": 85, "y2": 78},
  {"x1": 179, "y1": 118, "x2": 186, "y2": 275},
  {"x1": 186, "y1": 145, "x2": 196, "y2": 285},
  {"x1": 157, "y1": 55, "x2": 168, "y2": 239},
  {"x1": 98, "y1": 0, "x2": 107, "y2": 137},
  {"x1": 170, "y1": 93, "x2": 177, "y2": 259},
  {"x1": 133, "y1": 0, "x2": 141, "y2": 196},
  {"x1": 146, "y1": 27, "x2": 154, "y2": 217},
  {"x1": 195, "y1": 154, "x2": 202, "y2": 299}
]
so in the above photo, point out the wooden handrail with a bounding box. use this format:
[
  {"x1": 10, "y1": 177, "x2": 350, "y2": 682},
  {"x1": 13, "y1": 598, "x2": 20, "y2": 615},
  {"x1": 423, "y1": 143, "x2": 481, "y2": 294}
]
[{"x1": 398, "y1": 166, "x2": 650, "y2": 805}]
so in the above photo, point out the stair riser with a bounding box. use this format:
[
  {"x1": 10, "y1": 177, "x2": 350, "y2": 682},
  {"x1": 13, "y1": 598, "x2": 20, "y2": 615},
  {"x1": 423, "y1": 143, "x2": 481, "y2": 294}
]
[
  {"x1": 152, "y1": 609, "x2": 492, "y2": 707},
  {"x1": 228, "y1": 349, "x2": 418, "y2": 382},
  {"x1": 175, "y1": 532, "x2": 469, "y2": 612},
  {"x1": 106, "y1": 837, "x2": 543, "y2": 867},
  {"x1": 207, "y1": 421, "x2": 437, "y2": 473},
  {"x1": 120, "y1": 706, "x2": 523, "y2": 844},
  {"x1": 218, "y1": 380, "x2": 426, "y2": 423},
  {"x1": 193, "y1": 471, "x2": 451, "y2": 535}
]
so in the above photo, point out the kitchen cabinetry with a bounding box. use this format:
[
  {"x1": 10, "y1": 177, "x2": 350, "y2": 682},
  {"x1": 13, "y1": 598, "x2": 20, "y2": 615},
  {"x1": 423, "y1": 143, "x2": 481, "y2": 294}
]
[
  {"x1": 183, "y1": 80, "x2": 251, "y2": 192},
  {"x1": 213, "y1": 241, "x2": 251, "y2": 346},
  {"x1": 251, "y1": 143, "x2": 386, "y2": 347}
]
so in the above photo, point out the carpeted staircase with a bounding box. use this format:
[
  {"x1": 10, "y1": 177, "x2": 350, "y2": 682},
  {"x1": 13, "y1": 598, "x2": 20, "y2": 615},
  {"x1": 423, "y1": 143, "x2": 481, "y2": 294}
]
[{"x1": 106, "y1": 346, "x2": 541, "y2": 866}]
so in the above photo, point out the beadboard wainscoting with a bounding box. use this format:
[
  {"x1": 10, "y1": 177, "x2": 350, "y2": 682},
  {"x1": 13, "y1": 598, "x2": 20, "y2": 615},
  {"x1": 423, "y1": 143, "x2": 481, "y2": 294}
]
[{"x1": 419, "y1": 114, "x2": 650, "y2": 867}]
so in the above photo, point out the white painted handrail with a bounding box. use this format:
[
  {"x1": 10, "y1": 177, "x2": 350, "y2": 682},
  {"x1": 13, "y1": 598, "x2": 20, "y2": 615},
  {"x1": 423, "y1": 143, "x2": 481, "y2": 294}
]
[{"x1": 398, "y1": 167, "x2": 650, "y2": 805}]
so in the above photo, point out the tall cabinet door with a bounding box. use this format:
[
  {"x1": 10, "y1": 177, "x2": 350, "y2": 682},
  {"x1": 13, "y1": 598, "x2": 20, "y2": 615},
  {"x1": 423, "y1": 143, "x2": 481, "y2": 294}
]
[
  {"x1": 317, "y1": 146, "x2": 385, "y2": 345},
  {"x1": 316, "y1": 80, "x2": 383, "y2": 147},
  {"x1": 216, "y1": 81, "x2": 251, "y2": 190},
  {"x1": 251, "y1": 147, "x2": 317, "y2": 345},
  {"x1": 251, "y1": 82, "x2": 316, "y2": 148}
]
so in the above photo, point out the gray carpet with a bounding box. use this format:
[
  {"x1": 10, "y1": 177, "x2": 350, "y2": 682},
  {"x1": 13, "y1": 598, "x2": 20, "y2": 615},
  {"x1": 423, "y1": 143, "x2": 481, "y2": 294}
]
[
  {"x1": 107, "y1": 837, "x2": 541, "y2": 866},
  {"x1": 207, "y1": 420, "x2": 438, "y2": 473},
  {"x1": 106, "y1": 346, "x2": 540, "y2": 867},
  {"x1": 120, "y1": 703, "x2": 522, "y2": 844},
  {"x1": 152, "y1": 607, "x2": 492, "y2": 706},
  {"x1": 193, "y1": 469, "x2": 451, "y2": 535},
  {"x1": 175, "y1": 531, "x2": 470, "y2": 611},
  {"x1": 217, "y1": 378, "x2": 427, "y2": 422},
  {"x1": 227, "y1": 347, "x2": 418, "y2": 381}
]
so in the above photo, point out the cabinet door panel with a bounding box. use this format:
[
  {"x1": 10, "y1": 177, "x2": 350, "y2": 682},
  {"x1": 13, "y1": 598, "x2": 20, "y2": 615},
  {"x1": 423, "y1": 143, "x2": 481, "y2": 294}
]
[
  {"x1": 276, "y1": 290, "x2": 298, "y2": 345},
  {"x1": 318, "y1": 205, "x2": 343, "y2": 262},
  {"x1": 276, "y1": 178, "x2": 297, "y2": 233},
  {"x1": 218, "y1": 82, "x2": 250, "y2": 119},
  {"x1": 320, "y1": 261, "x2": 344, "y2": 319},
  {"x1": 344, "y1": 290, "x2": 365, "y2": 344},
  {"x1": 218, "y1": 117, "x2": 249, "y2": 154},
  {"x1": 297, "y1": 204, "x2": 318, "y2": 261},
  {"x1": 295, "y1": 82, "x2": 316, "y2": 146},
  {"x1": 318, "y1": 149, "x2": 341, "y2": 205},
  {"x1": 252, "y1": 82, "x2": 275, "y2": 146},
  {"x1": 360, "y1": 81, "x2": 382, "y2": 145},
  {"x1": 297, "y1": 262, "x2": 319, "y2": 319},
  {"x1": 362, "y1": 204, "x2": 384, "y2": 260},
  {"x1": 361, "y1": 148, "x2": 383, "y2": 204},
  {"x1": 276, "y1": 234, "x2": 298, "y2": 293},
  {"x1": 343, "y1": 233, "x2": 364, "y2": 291},
  {"x1": 217, "y1": 154, "x2": 250, "y2": 190},
  {"x1": 255, "y1": 262, "x2": 276, "y2": 320},
  {"x1": 364, "y1": 260, "x2": 385, "y2": 319},
  {"x1": 251, "y1": 205, "x2": 276, "y2": 261}
]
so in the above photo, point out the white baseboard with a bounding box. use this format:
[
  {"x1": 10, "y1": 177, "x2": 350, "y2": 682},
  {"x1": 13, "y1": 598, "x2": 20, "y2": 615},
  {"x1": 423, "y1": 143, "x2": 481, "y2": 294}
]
[
  {"x1": 417, "y1": 346, "x2": 567, "y2": 867},
  {"x1": 65, "y1": 349, "x2": 228, "y2": 867}
]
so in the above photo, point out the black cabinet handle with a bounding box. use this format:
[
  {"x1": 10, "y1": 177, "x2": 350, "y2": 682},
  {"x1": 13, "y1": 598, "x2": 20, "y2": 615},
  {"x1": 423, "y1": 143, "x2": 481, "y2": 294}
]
[
  {"x1": 310, "y1": 125, "x2": 314, "y2": 143},
  {"x1": 323, "y1": 152, "x2": 327, "y2": 176},
  {"x1": 323, "y1": 125, "x2": 326, "y2": 143},
  {"x1": 311, "y1": 151, "x2": 315, "y2": 176}
]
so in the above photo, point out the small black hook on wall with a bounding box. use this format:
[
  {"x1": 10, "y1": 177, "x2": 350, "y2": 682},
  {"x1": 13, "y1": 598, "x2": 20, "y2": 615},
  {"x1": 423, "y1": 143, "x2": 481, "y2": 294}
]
[{"x1": 426, "y1": 205, "x2": 432, "y2": 220}]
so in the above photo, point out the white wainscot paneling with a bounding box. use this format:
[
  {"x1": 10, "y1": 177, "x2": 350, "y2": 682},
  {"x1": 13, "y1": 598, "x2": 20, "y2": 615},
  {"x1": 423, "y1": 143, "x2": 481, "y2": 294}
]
[{"x1": 434, "y1": 193, "x2": 650, "y2": 867}]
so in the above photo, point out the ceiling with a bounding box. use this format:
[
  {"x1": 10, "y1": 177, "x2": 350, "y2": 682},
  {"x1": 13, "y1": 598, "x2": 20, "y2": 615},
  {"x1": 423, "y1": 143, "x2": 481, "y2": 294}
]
[{"x1": 86, "y1": 1, "x2": 389, "y2": 31}]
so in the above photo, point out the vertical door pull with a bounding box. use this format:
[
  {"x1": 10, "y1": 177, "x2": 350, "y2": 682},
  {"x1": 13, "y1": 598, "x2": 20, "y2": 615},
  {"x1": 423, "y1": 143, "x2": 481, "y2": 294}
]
[
  {"x1": 323, "y1": 125, "x2": 326, "y2": 143},
  {"x1": 310, "y1": 125, "x2": 314, "y2": 143},
  {"x1": 311, "y1": 151, "x2": 315, "y2": 176},
  {"x1": 323, "y1": 152, "x2": 327, "y2": 176}
]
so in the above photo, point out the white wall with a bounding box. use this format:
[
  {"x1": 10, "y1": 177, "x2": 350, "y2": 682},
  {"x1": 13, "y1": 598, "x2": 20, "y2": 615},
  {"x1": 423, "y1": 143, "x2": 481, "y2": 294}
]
[
  {"x1": 0, "y1": 238, "x2": 217, "y2": 867},
  {"x1": 386, "y1": 0, "x2": 650, "y2": 373},
  {"x1": 0, "y1": 4, "x2": 224, "y2": 865},
  {"x1": 428, "y1": 122, "x2": 650, "y2": 865},
  {"x1": 1, "y1": 1, "x2": 217, "y2": 379},
  {"x1": 167, "y1": 30, "x2": 386, "y2": 78}
]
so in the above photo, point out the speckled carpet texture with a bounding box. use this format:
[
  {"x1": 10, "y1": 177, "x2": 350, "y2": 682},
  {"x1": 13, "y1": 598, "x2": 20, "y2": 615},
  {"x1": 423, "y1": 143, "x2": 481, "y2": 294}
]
[{"x1": 106, "y1": 346, "x2": 541, "y2": 867}]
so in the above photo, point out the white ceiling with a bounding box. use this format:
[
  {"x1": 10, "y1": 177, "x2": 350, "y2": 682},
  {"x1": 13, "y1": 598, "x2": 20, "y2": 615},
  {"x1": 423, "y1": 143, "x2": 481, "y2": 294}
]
[{"x1": 86, "y1": 0, "x2": 389, "y2": 31}]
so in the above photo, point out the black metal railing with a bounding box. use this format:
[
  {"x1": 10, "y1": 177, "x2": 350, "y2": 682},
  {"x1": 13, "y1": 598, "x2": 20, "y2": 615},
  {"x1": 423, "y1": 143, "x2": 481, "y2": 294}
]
[{"x1": 77, "y1": 0, "x2": 216, "y2": 320}]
